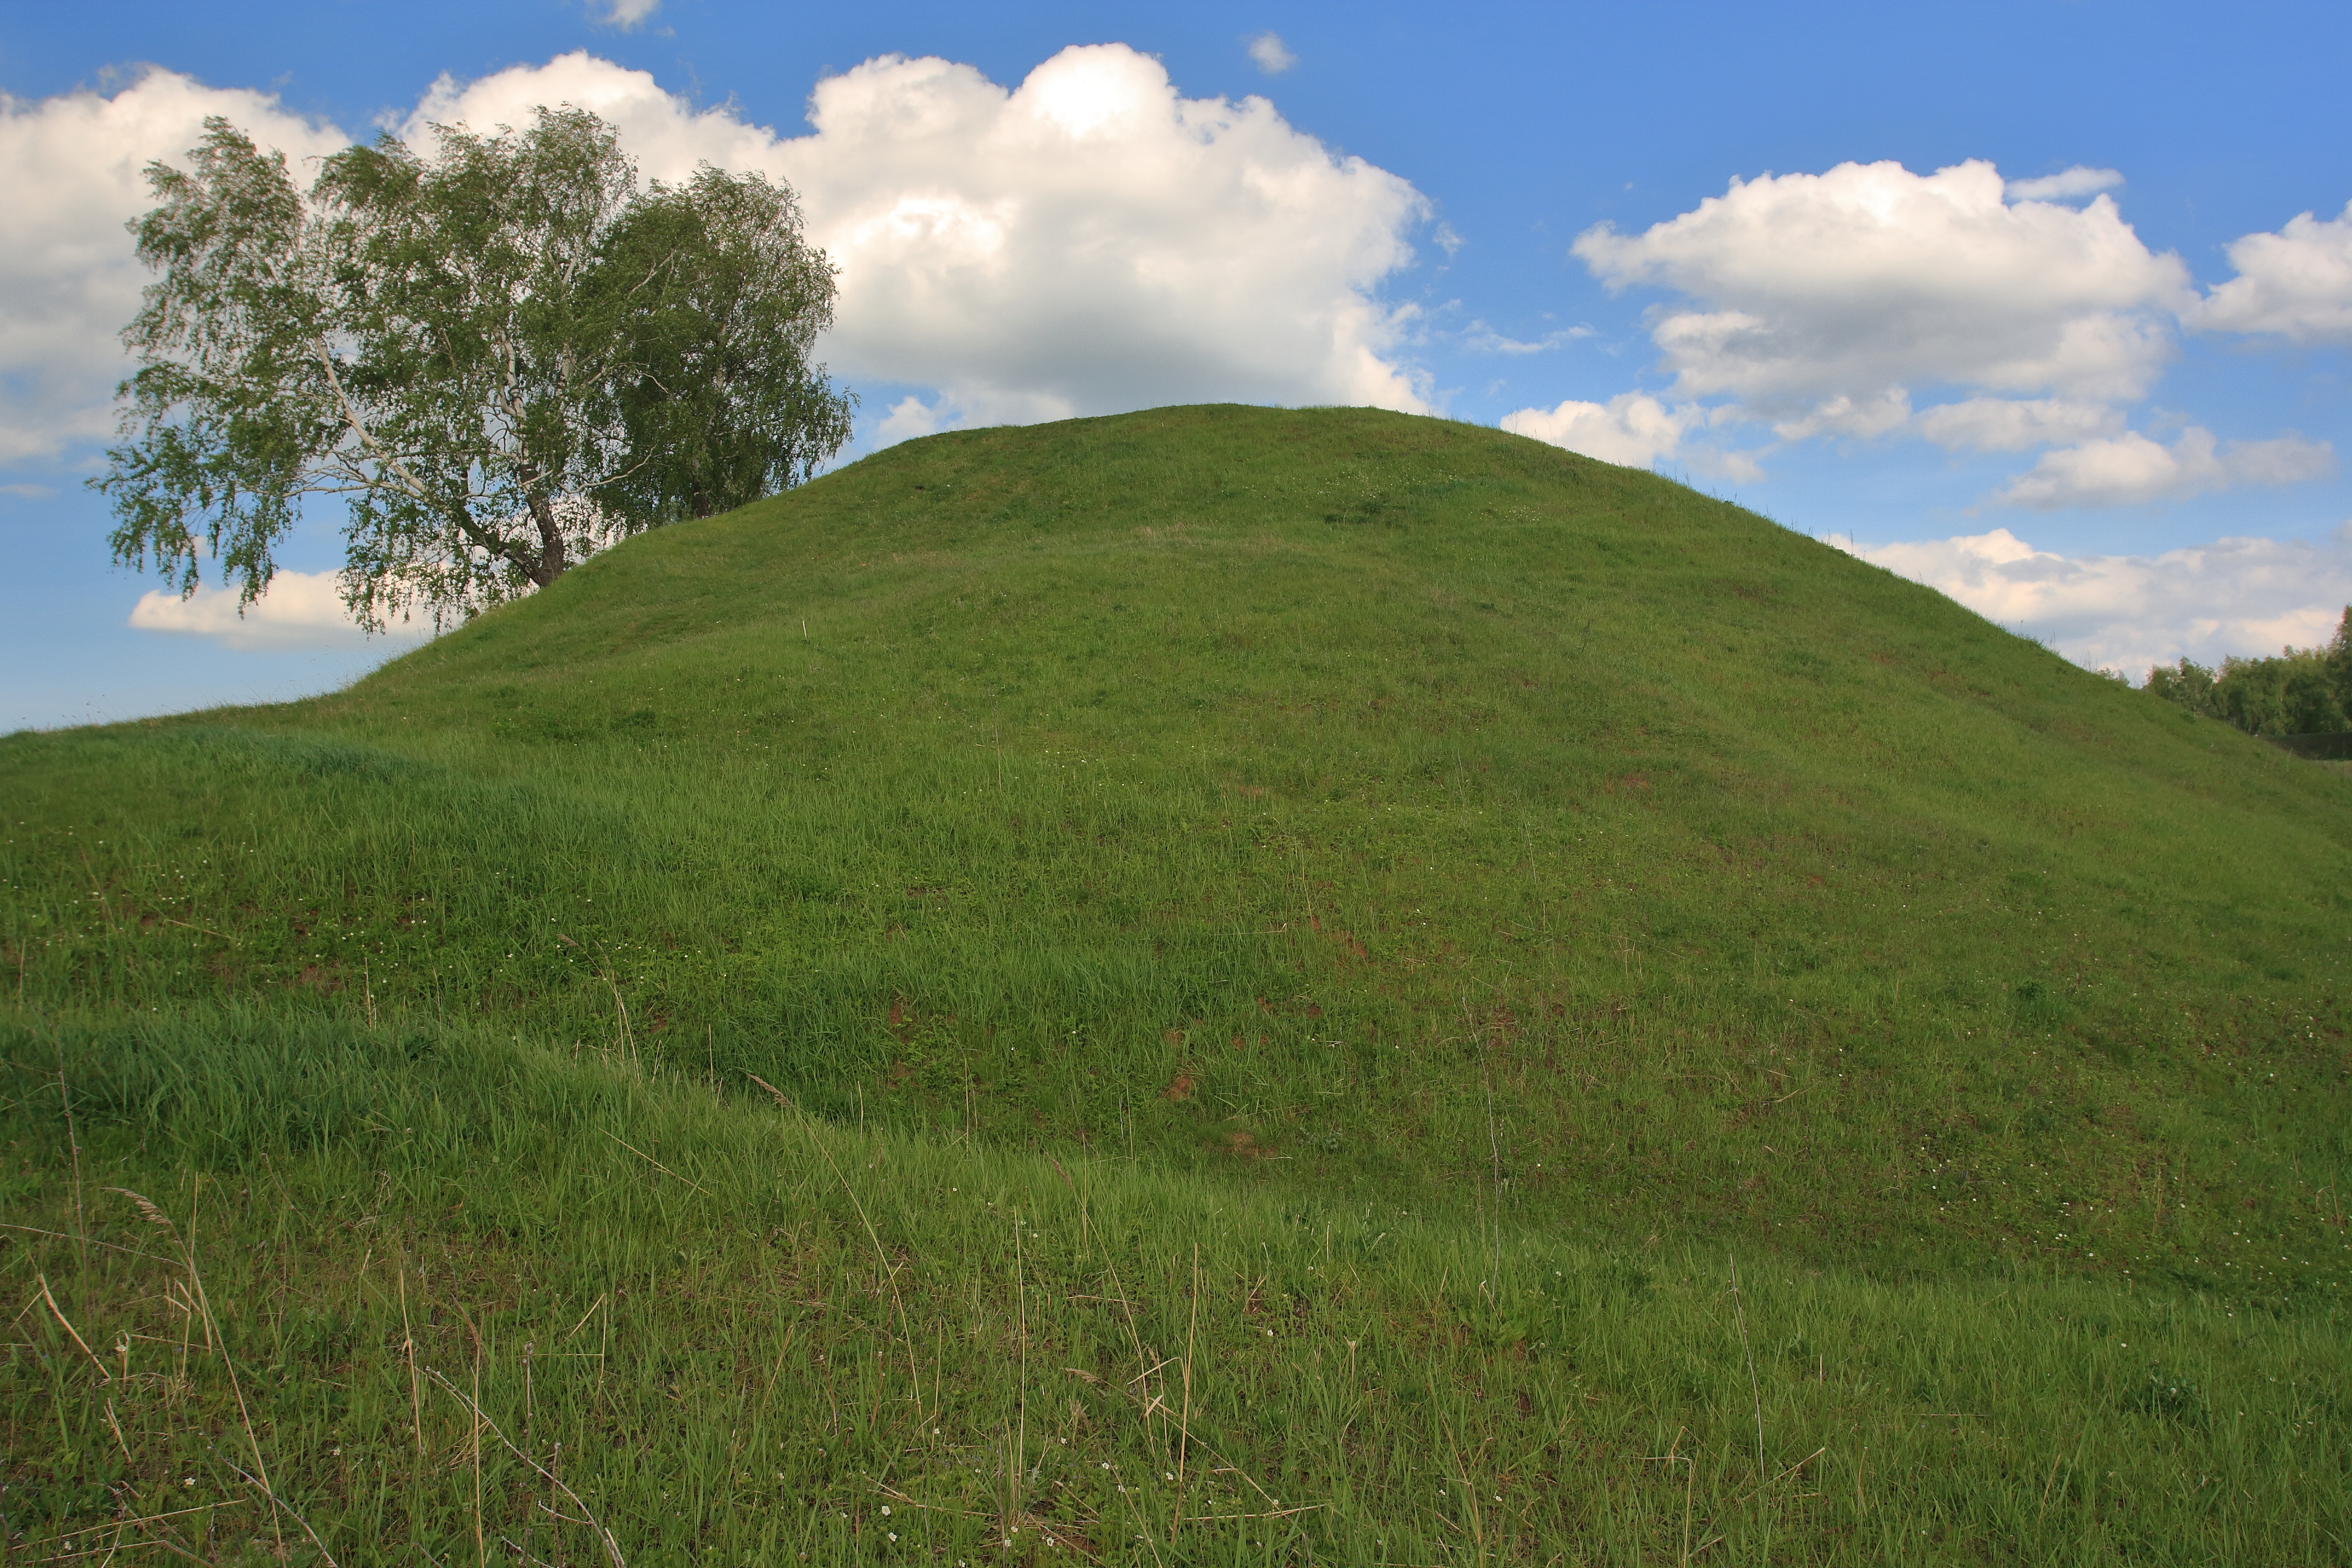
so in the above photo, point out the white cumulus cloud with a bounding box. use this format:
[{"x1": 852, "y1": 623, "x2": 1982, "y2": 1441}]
[
  {"x1": 404, "y1": 47, "x2": 1433, "y2": 428},
  {"x1": 1551, "y1": 158, "x2": 2336, "y2": 506},
  {"x1": 0, "y1": 70, "x2": 350, "y2": 465},
  {"x1": 1572, "y1": 158, "x2": 2191, "y2": 423},
  {"x1": 870, "y1": 394, "x2": 944, "y2": 447},
  {"x1": 1, "y1": 47, "x2": 1432, "y2": 480},
  {"x1": 1500, "y1": 392, "x2": 1699, "y2": 469},
  {"x1": 2188, "y1": 200, "x2": 2352, "y2": 344},
  {"x1": 394, "y1": 53, "x2": 780, "y2": 179},
  {"x1": 1995, "y1": 426, "x2": 2333, "y2": 509},
  {"x1": 129, "y1": 571, "x2": 432, "y2": 652},
  {"x1": 1838, "y1": 525, "x2": 2352, "y2": 675}
]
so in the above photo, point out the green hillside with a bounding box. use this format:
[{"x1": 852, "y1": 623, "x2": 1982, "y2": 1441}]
[{"x1": 4, "y1": 405, "x2": 2348, "y2": 1563}]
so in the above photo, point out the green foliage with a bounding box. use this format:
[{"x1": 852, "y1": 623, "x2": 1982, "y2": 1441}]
[
  {"x1": 590, "y1": 165, "x2": 853, "y2": 525},
  {"x1": 11, "y1": 405, "x2": 2352, "y2": 1558},
  {"x1": 94, "y1": 120, "x2": 325, "y2": 605},
  {"x1": 96, "y1": 108, "x2": 851, "y2": 629},
  {"x1": 2145, "y1": 606, "x2": 2352, "y2": 736}
]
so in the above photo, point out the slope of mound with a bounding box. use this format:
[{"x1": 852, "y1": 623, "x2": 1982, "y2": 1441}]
[
  {"x1": 7, "y1": 405, "x2": 2348, "y2": 1295},
  {"x1": 1, "y1": 1005, "x2": 2341, "y2": 1561}
]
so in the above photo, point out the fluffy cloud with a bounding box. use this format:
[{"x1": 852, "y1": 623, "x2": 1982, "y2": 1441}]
[
  {"x1": 2189, "y1": 200, "x2": 2352, "y2": 344},
  {"x1": 405, "y1": 47, "x2": 1432, "y2": 428},
  {"x1": 870, "y1": 395, "x2": 945, "y2": 446},
  {"x1": 1996, "y1": 426, "x2": 2333, "y2": 509},
  {"x1": 1511, "y1": 158, "x2": 2336, "y2": 506},
  {"x1": 1246, "y1": 33, "x2": 1298, "y2": 74},
  {"x1": 128, "y1": 571, "x2": 431, "y2": 652},
  {"x1": 1573, "y1": 159, "x2": 2190, "y2": 420},
  {"x1": 0, "y1": 70, "x2": 348, "y2": 463},
  {"x1": 394, "y1": 53, "x2": 778, "y2": 182},
  {"x1": 4, "y1": 48, "x2": 1435, "y2": 659},
  {"x1": 1840, "y1": 525, "x2": 2352, "y2": 675},
  {"x1": 2, "y1": 46, "x2": 1430, "y2": 478},
  {"x1": 1500, "y1": 393, "x2": 1700, "y2": 469}
]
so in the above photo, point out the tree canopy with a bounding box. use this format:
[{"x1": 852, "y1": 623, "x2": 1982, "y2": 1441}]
[
  {"x1": 99, "y1": 106, "x2": 853, "y2": 630},
  {"x1": 2145, "y1": 607, "x2": 2352, "y2": 737}
]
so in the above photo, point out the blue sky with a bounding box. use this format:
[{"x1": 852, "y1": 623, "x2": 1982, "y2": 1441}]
[{"x1": 5, "y1": 1, "x2": 2349, "y2": 730}]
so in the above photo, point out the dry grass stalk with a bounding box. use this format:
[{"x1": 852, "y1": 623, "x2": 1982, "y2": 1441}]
[
  {"x1": 1648, "y1": 1427, "x2": 1697, "y2": 1565},
  {"x1": 0, "y1": 1220, "x2": 172, "y2": 1264},
  {"x1": 746, "y1": 1071, "x2": 926, "y2": 1419},
  {"x1": 1085, "y1": 1244, "x2": 1281, "y2": 1521},
  {"x1": 36, "y1": 1272, "x2": 108, "y2": 1379},
  {"x1": 225, "y1": 1459, "x2": 344, "y2": 1568},
  {"x1": 1011, "y1": 1205, "x2": 1028, "y2": 1535},
  {"x1": 400, "y1": 1264, "x2": 425, "y2": 1463},
  {"x1": 55, "y1": 1047, "x2": 86, "y2": 1287},
  {"x1": 186, "y1": 1189, "x2": 284, "y2": 1557},
  {"x1": 1730, "y1": 1253, "x2": 1765, "y2": 1486},
  {"x1": 475, "y1": 1343, "x2": 488, "y2": 1568},
  {"x1": 1437, "y1": 1414, "x2": 1492, "y2": 1560},
  {"x1": 107, "y1": 1186, "x2": 180, "y2": 1238},
  {"x1": 1169, "y1": 1244, "x2": 1201, "y2": 1542},
  {"x1": 116, "y1": 1497, "x2": 252, "y2": 1564},
  {"x1": 599, "y1": 1128, "x2": 711, "y2": 1196},
  {"x1": 427, "y1": 1368, "x2": 626, "y2": 1568},
  {"x1": 594, "y1": 944, "x2": 636, "y2": 1067},
  {"x1": 104, "y1": 1186, "x2": 289, "y2": 1558}
]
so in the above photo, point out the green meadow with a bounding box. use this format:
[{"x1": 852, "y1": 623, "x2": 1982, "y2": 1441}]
[{"x1": 4, "y1": 404, "x2": 2347, "y2": 1563}]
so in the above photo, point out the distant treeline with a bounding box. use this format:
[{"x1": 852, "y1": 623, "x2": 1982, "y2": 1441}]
[{"x1": 2145, "y1": 607, "x2": 2352, "y2": 736}]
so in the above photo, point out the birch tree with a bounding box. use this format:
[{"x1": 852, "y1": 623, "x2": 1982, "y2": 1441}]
[{"x1": 98, "y1": 106, "x2": 852, "y2": 630}]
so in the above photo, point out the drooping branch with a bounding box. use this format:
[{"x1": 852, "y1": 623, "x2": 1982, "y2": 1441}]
[{"x1": 98, "y1": 107, "x2": 852, "y2": 630}]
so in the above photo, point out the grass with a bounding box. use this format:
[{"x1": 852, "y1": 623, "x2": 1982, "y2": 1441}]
[
  {"x1": 3, "y1": 403, "x2": 2348, "y2": 1560},
  {"x1": 2, "y1": 1007, "x2": 2345, "y2": 1565}
]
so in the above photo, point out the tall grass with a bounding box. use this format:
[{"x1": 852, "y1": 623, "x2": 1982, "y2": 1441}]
[{"x1": 4, "y1": 1005, "x2": 2344, "y2": 1564}]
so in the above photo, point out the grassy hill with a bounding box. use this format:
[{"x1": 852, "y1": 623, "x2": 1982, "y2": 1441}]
[{"x1": 4, "y1": 405, "x2": 2347, "y2": 1563}]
